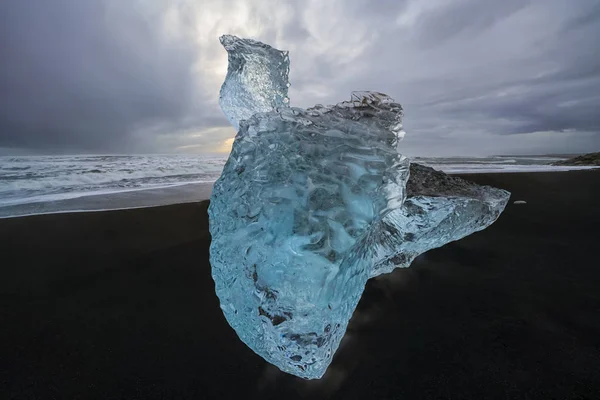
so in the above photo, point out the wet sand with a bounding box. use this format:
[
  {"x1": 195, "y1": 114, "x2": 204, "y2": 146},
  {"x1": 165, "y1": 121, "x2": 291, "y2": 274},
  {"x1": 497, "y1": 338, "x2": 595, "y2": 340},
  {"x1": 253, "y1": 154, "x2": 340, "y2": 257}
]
[{"x1": 1, "y1": 170, "x2": 599, "y2": 399}]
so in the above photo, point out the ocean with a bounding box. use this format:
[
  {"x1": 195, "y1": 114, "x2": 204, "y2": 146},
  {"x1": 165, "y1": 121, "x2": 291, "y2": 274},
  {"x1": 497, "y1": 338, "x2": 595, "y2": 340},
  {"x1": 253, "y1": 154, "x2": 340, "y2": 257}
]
[{"x1": 0, "y1": 154, "x2": 595, "y2": 218}]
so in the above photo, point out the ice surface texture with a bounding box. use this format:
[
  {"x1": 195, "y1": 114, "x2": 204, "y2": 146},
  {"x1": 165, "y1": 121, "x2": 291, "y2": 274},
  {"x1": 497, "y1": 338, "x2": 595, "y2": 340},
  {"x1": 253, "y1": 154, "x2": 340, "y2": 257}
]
[
  {"x1": 219, "y1": 35, "x2": 290, "y2": 130},
  {"x1": 208, "y1": 35, "x2": 510, "y2": 379},
  {"x1": 210, "y1": 93, "x2": 409, "y2": 379},
  {"x1": 369, "y1": 163, "x2": 510, "y2": 277}
]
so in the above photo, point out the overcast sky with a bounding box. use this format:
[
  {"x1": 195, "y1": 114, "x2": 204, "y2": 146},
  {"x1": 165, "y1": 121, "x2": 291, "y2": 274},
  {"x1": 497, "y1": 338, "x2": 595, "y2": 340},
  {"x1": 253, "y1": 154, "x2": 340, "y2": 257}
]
[{"x1": 1, "y1": 0, "x2": 599, "y2": 156}]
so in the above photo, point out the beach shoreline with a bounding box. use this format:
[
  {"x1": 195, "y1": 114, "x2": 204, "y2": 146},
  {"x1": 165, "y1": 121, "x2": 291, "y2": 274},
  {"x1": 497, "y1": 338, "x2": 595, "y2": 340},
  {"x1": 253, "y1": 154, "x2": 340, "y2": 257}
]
[
  {"x1": 1, "y1": 167, "x2": 598, "y2": 220},
  {"x1": 1, "y1": 170, "x2": 599, "y2": 399}
]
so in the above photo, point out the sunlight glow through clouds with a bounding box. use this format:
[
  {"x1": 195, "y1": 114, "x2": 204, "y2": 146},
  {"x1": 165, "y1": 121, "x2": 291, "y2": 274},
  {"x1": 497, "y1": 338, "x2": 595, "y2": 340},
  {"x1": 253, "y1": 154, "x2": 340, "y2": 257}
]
[
  {"x1": 220, "y1": 137, "x2": 236, "y2": 153},
  {"x1": 35, "y1": 0, "x2": 592, "y2": 156}
]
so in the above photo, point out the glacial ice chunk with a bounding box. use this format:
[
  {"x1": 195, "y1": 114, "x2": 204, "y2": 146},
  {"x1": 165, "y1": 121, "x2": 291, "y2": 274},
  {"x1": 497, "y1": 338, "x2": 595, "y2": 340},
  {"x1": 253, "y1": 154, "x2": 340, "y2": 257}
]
[
  {"x1": 209, "y1": 93, "x2": 409, "y2": 379},
  {"x1": 208, "y1": 34, "x2": 510, "y2": 379},
  {"x1": 219, "y1": 35, "x2": 291, "y2": 130},
  {"x1": 368, "y1": 163, "x2": 510, "y2": 277}
]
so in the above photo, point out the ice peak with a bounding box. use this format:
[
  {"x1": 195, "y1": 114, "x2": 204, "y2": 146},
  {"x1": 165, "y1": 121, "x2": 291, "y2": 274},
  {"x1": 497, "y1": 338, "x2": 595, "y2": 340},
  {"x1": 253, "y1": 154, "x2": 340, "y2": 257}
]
[{"x1": 218, "y1": 34, "x2": 290, "y2": 130}]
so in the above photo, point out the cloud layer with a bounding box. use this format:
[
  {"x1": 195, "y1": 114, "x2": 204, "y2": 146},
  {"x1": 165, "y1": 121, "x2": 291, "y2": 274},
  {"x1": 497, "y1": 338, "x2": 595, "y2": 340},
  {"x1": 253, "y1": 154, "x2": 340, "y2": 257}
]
[{"x1": 1, "y1": 0, "x2": 599, "y2": 155}]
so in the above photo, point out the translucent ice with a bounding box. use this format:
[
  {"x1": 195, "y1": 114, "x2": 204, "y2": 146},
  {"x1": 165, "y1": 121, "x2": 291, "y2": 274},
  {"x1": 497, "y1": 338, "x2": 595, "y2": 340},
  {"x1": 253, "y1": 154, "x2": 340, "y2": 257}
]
[
  {"x1": 219, "y1": 35, "x2": 290, "y2": 130},
  {"x1": 209, "y1": 93, "x2": 409, "y2": 379},
  {"x1": 368, "y1": 163, "x2": 509, "y2": 277},
  {"x1": 209, "y1": 34, "x2": 510, "y2": 379}
]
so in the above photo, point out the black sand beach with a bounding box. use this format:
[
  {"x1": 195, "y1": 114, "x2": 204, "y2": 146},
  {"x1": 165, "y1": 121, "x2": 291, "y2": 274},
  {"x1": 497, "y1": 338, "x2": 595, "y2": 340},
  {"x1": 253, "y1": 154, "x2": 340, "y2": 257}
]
[{"x1": 1, "y1": 170, "x2": 599, "y2": 399}]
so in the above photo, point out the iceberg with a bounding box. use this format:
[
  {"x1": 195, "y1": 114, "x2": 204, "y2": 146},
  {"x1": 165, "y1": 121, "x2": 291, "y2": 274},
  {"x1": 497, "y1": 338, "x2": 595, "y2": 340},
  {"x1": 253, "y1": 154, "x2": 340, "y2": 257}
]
[{"x1": 208, "y1": 35, "x2": 510, "y2": 379}]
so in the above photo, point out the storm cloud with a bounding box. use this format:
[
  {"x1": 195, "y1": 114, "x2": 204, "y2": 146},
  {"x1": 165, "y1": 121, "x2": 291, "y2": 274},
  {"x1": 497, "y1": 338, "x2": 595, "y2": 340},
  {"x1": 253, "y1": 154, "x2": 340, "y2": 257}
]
[{"x1": 1, "y1": 0, "x2": 599, "y2": 155}]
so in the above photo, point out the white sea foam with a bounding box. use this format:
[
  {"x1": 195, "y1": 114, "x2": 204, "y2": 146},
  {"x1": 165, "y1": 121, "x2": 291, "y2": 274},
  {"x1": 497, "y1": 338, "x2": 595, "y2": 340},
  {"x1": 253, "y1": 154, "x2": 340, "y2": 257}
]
[
  {"x1": 427, "y1": 164, "x2": 598, "y2": 174},
  {"x1": 0, "y1": 154, "x2": 226, "y2": 206},
  {"x1": 0, "y1": 154, "x2": 595, "y2": 218}
]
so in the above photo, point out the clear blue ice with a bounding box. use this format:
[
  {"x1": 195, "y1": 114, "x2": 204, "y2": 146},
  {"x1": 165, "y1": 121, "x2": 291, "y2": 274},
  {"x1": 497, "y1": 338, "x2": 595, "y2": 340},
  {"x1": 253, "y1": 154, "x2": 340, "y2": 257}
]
[
  {"x1": 218, "y1": 35, "x2": 291, "y2": 131},
  {"x1": 208, "y1": 35, "x2": 510, "y2": 379}
]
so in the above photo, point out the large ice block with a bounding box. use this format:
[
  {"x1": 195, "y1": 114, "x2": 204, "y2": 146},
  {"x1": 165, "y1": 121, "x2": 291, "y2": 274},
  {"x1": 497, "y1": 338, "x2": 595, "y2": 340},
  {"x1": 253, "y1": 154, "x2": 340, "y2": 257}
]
[
  {"x1": 208, "y1": 34, "x2": 510, "y2": 379},
  {"x1": 209, "y1": 93, "x2": 409, "y2": 379}
]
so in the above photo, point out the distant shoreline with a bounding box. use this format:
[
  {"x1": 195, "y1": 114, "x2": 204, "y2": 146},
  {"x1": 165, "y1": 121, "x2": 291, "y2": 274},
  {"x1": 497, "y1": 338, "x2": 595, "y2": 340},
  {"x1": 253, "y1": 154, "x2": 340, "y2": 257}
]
[
  {"x1": 1, "y1": 168, "x2": 598, "y2": 220},
  {"x1": 4, "y1": 154, "x2": 595, "y2": 219}
]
